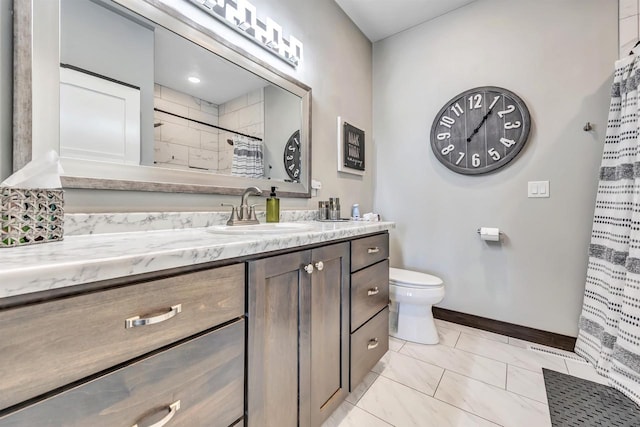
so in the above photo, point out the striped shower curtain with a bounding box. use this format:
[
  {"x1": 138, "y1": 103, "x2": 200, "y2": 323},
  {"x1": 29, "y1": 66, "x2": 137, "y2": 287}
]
[
  {"x1": 575, "y1": 55, "x2": 640, "y2": 406},
  {"x1": 231, "y1": 135, "x2": 264, "y2": 178}
]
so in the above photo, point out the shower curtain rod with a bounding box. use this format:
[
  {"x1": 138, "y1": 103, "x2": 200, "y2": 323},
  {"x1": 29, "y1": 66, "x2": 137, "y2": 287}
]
[{"x1": 154, "y1": 108, "x2": 263, "y2": 142}]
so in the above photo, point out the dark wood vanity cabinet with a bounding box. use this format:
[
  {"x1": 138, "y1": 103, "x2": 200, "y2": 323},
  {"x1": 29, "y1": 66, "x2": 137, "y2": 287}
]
[
  {"x1": 349, "y1": 233, "x2": 390, "y2": 389},
  {"x1": 0, "y1": 320, "x2": 245, "y2": 427},
  {"x1": 0, "y1": 265, "x2": 246, "y2": 426},
  {"x1": 247, "y1": 242, "x2": 350, "y2": 427},
  {"x1": 0, "y1": 231, "x2": 390, "y2": 427}
]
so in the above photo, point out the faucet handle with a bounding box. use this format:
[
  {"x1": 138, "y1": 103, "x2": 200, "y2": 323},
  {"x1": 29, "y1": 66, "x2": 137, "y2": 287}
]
[
  {"x1": 221, "y1": 203, "x2": 240, "y2": 225},
  {"x1": 248, "y1": 204, "x2": 258, "y2": 221}
]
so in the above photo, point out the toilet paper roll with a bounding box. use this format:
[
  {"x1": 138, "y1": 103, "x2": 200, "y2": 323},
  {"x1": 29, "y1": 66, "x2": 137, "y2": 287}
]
[{"x1": 479, "y1": 227, "x2": 500, "y2": 241}]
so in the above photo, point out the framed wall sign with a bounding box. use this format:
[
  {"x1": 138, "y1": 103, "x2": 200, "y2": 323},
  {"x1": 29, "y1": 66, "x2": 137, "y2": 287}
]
[{"x1": 337, "y1": 116, "x2": 365, "y2": 176}]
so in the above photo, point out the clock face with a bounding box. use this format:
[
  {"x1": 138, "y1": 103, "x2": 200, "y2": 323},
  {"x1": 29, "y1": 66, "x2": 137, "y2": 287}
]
[
  {"x1": 283, "y1": 130, "x2": 301, "y2": 181},
  {"x1": 430, "y1": 86, "x2": 530, "y2": 175}
]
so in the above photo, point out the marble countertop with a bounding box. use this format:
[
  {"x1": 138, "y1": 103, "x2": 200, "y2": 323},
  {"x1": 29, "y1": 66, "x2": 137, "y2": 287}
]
[{"x1": 0, "y1": 216, "x2": 394, "y2": 299}]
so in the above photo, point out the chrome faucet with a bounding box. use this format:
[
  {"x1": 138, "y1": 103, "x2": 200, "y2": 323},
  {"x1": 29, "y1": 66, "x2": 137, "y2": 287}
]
[{"x1": 222, "y1": 186, "x2": 263, "y2": 226}]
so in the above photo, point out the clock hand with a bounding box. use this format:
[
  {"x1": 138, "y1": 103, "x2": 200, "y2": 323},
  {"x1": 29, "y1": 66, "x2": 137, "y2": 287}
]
[{"x1": 466, "y1": 109, "x2": 494, "y2": 143}]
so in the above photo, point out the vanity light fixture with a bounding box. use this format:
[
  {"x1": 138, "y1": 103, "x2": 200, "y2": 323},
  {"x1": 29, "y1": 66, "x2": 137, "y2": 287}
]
[
  {"x1": 191, "y1": 0, "x2": 303, "y2": 68},
  {"x1": 187, "y1": 76, "x2": 201, "y2": 83},
  {"x1": 237, "y1": 21, "x2": 251, "y2": 31}
]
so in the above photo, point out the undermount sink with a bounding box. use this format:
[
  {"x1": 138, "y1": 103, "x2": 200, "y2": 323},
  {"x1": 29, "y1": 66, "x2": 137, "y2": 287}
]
[{"x1": 207, "y1": 222, "x2": 314, "y2": 235}]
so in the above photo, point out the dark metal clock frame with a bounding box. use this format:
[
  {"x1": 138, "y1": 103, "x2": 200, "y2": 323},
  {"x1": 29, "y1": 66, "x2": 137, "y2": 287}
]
[
  {"x1": 283, "y1": 129, "x2": 301, "y2": 181},
  {"x1": 430, "y1": 86, "x2": 531, "y2": 175}
]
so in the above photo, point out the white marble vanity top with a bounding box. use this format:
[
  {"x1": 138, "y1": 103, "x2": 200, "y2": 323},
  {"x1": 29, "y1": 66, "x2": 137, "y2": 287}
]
[{"x1": 0, "y1": 211, "x2": 393, "y2": 299}]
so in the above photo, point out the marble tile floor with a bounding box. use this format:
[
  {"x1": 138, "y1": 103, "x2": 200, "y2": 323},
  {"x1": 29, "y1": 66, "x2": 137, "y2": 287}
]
[{"x1": 323, "y1": 319, "x2": 607, "y2": 427}]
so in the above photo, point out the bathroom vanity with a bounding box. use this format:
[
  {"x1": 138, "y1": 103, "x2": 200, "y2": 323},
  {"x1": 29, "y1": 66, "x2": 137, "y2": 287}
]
[{"x1": 0, "y1": 214, "x2": 393, "y2": 426}]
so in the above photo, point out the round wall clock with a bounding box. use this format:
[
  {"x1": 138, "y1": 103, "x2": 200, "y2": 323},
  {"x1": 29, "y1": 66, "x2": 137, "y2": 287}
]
[
  {"x1": 430, "y1": 86, "x2": 530, "y2": 175},
  {"x1": 283, "y1": 130, "x2": 301, "y2": 181}
]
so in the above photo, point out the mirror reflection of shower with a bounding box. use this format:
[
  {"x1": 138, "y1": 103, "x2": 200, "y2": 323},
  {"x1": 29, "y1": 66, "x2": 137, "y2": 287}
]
[{"x1": 58, "y1": 0, "x2": 302, "y2": 184}]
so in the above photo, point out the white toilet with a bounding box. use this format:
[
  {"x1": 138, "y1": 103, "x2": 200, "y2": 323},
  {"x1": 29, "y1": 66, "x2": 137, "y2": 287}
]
[{"x1": 389, "y1": 267, "x2": 445, "y2": 344}]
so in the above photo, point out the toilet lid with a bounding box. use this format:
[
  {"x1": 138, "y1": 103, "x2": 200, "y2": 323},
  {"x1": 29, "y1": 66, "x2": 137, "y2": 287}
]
[{"x1": 389, "y1": 267, "x2": 443, "y2": 288}]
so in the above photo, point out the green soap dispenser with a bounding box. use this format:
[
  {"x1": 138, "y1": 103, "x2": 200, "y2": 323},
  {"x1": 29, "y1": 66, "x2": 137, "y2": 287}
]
[{"x1": 266, "y1": 186, "x2": 280, "y2": 223}]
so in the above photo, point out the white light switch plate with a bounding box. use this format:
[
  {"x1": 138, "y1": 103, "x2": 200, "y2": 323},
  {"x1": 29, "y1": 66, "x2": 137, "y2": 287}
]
[{"x1": 528, "y1": 181, "x2": 550, "y2": 198}]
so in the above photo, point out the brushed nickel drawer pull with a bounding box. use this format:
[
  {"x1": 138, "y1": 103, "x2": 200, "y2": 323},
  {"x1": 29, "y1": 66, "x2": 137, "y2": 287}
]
[
  {"x1": 367, "y1": 247, "x2": 380, "y2": 254},
  {"x1": 367, "y1": 338, "x2": 379, "y2": 350},
  {"x1": 367, "y1": 287, "x2": 380, "y2": 296},
  {"x1": 132, "y1": 400, "x2": 181, "y2": 427},
  {"x1": 125, "y1": 304, "x2": 182, "y2": 329},
  {"x1": 314, "y1": 261, "x2": 324, "y2": 271},
  {"x1": 304, "y1": 264, "x2": 314, "y2": 274}
]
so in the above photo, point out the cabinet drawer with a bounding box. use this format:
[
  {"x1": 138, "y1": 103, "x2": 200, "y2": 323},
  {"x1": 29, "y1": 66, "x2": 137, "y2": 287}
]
[
  {"x1": 351, "y1": 259, "x2": 389, "y2": 332},
  {"x1": 351, "y1": 233, "x2": 389, "y2": 272},
  {"x1": 350, "y1": 308, "x2": 389, "y2": 390},
  {"x1": 0, "y1": 320, "x2": 245, "y2": 427},
  {"x1": 0, "y1": 264, "x2": 244, "y2": 410}
]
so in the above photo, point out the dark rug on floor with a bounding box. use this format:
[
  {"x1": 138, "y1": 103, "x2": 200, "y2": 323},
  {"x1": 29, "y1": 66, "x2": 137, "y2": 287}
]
[{"x1": 543, "y1": 368, "x2": 640, "y2": 427}]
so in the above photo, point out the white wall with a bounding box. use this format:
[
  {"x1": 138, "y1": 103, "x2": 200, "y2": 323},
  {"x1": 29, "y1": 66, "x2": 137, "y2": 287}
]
[
  {"x1": 51, "y1": 0, "x2": 373, "y2": 213},
  {"x1": 373, "y1": 0, "x2": 617, "y2": 336},
  {"x1": 264, "y1": 85, "x2": 301, "y2": 182}
]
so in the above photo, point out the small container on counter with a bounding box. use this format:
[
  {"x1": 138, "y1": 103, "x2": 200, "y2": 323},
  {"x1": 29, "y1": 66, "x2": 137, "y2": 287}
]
[
  {"x1": 318, "y1": 201, "x2": 328, "y2": 220},
  {"x1": 266, "y1": 186, "x2": 280, "y2": 223},
  {"x1": 351, "y1": 203, "x2": 360, "y2": 220},
  {"x1": 328, "y1": 198, "x2": 338, "y2": 220}
]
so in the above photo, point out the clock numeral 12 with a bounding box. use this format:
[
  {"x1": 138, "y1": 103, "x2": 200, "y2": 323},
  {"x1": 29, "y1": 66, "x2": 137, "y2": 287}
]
[{"x1": 468, "y1": 94, "x2": 482, "y2": 110}]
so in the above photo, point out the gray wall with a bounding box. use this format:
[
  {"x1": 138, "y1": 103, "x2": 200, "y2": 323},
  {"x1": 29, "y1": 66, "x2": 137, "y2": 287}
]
[
  {"x1": 373, "y1": 0, "x2": 617, "y2": 336},
  {"x1": 0, "y1": 0, "x2": 11, "y2": 181},
  {"x1": 54, "y1": 0, "x2": 373, "y2": 212},
  {"x1": 264, "y1": 85, "x2": 301, "y2": 182},
  {"x1": 60, "y1": 0, "x2": 155, "y2": 165}
]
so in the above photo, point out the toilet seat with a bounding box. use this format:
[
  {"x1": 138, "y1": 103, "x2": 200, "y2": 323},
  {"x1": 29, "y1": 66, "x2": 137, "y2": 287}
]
[{"x1": 389, "y1": 267, "x2": 443, "y2": 289}]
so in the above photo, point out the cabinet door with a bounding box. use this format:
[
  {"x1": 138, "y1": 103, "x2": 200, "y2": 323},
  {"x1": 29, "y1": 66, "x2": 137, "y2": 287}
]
[
  {"x1": 247, "y1": 251, "x2": 311, "y2": 427},
  {"x1": 310, "y1": 243, "x2": 350, "y2": 426}
]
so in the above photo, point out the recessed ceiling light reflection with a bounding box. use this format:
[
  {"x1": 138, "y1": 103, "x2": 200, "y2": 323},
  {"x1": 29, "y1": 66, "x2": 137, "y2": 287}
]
[{"x1": 188, "y1": 76, "x2": 201, "y2": 84}]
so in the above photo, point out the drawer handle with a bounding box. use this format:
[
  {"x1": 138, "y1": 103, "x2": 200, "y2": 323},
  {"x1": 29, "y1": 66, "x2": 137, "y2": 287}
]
[
  {"x1": 367, "y1": 247, "x2": 380, "y2": 254},
  {"x1": 367, "y1": 287, "x2": 380, "y2": 296},
  {"x1": 132, "y1": 400, "x2": 181, "y2": 427},
  {"x1": 125, "y1": 304, "x2": 182, "y2": 329},
  {"x1": 367, "y1": 338, "x2": 379, "y2": 350},
  {"x1": 304, "y1": 264, "x2": 314, "y2": 274},
  {"x1": 314, "y1": 261, "x2": 324, "y2": 271}
]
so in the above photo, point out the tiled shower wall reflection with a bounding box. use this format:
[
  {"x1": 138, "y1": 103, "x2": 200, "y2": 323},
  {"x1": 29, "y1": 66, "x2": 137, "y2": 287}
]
[
  {"x1": 153, "y1": 85, "x2": 265, "y2": 173},
  {"x1": 153, "y1": 84, "x2": 221, "y2": 171},
  {"x1": 620, "y1": 0, "x2": 640, "y2": 58},
  {"x1": 218, "y1": 88, "x2": 265, "y2": 174}
]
